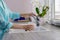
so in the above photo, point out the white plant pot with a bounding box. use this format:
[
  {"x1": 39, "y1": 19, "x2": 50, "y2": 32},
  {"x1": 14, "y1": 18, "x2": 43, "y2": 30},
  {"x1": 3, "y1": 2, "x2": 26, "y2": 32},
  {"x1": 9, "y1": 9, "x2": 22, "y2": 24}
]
[{"x1": 39, "y1": 17, "x2": 46, "y2": 25}]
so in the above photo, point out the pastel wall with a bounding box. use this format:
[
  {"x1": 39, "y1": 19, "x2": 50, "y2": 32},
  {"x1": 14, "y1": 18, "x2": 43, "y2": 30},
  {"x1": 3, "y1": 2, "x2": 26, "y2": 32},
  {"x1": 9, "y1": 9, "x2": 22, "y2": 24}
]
[
  {"x1": 5, "y1": 0, "x2": 47, "y2": 14},
  {"x1": 5, "y1": 0, "x2": 33, "y2": 13}
]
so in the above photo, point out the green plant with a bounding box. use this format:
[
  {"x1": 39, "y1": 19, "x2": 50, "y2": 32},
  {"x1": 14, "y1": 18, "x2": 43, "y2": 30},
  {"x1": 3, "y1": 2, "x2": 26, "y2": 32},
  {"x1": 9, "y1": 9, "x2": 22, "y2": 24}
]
[{"x1": 35, "y1": 6, "x2": 49, "y2": 17}]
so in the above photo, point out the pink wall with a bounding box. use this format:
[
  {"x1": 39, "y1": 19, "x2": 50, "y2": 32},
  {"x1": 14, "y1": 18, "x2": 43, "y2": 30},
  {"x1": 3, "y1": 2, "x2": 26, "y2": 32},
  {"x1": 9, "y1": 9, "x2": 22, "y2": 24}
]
[{"x1": 5, "y1": 0, "x2": 33, "y2": 13}]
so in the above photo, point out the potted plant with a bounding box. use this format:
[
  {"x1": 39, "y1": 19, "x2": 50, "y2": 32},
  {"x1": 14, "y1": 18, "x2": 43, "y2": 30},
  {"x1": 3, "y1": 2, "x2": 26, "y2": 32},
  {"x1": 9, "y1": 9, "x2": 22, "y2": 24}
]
[{"x1": 35, "y1": 6, "x2": 49, "y2": 25}]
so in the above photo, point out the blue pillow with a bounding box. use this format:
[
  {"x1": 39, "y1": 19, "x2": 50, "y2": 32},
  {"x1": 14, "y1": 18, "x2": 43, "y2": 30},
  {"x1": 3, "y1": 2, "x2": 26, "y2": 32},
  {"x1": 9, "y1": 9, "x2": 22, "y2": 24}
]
[{"x1": 14, "y1": 17, "x2": 25, "y2": 21}]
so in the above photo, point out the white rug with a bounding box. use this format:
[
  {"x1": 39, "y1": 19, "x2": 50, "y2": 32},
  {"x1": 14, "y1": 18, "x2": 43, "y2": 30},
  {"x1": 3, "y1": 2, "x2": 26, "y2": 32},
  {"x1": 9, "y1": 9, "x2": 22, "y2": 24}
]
[{"x1": 3, "y1": 27, "x2": 52, "y2": 40}]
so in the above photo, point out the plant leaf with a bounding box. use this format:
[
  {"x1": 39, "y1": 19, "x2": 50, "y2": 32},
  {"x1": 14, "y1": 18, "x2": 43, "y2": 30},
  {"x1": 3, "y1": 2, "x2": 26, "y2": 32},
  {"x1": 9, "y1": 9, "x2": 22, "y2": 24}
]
[{"x1": 35, "y1": 7, "x2": 40, "y2": 15}]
